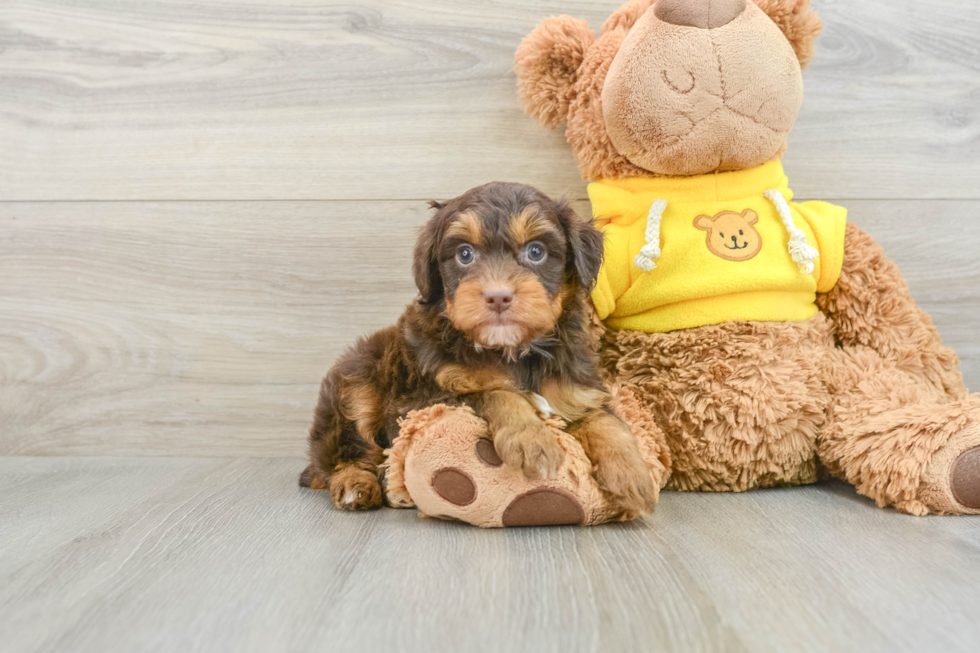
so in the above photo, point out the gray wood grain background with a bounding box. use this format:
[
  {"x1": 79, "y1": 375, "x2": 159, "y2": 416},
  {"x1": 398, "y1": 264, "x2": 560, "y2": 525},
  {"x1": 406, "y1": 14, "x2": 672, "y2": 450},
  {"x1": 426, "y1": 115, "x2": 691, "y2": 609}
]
[{"x1": 2, "y1": 0, "x2": 978, "y2": 456}]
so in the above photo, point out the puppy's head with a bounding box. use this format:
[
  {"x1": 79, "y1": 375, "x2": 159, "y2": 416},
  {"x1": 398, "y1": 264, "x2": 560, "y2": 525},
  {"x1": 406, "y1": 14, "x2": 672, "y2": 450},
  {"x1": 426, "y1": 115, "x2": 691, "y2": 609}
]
[{"x1": 414, "y1": 182, "x2": 603, "y2": 350}]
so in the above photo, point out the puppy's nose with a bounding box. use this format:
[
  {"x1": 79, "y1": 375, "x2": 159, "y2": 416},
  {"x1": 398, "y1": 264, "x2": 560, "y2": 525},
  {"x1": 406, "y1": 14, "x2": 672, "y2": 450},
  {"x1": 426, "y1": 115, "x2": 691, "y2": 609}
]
[
  {"x1": 731, "y1": 235, "x2": 738, "y2": 243},
  {"x1": 484, "y1": 286, "x2": 514, "y2": 314},
  {"x1": 655, "y1": 0, "x2": 746, "y2": 29}
]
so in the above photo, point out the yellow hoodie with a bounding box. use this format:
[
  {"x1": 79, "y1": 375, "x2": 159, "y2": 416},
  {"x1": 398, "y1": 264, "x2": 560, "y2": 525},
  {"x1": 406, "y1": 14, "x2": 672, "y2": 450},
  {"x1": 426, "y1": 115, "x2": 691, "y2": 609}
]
[{"x1": 590, "y1": 160, "x2": 847, "y2": 333}]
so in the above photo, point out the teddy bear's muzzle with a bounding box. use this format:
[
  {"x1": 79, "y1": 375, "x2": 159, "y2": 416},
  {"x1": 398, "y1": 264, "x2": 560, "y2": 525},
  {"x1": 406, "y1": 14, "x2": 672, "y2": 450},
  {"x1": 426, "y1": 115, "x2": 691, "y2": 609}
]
[{"x1": 654, "y1": 0, "x2": 746, "y2": 30}]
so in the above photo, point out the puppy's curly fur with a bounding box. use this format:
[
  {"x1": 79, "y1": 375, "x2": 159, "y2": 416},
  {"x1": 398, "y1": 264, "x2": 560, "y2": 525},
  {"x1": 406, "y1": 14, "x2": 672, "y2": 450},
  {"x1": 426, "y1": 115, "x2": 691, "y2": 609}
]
[{"x1": 300, "y1": 182, "x2": 656, "y2": 518}]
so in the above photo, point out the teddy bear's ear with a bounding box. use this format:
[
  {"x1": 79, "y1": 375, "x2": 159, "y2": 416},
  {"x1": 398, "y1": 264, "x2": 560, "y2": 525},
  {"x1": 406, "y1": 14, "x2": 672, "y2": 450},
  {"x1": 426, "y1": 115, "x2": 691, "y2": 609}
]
[
  {"x1": 516, "y1": 16, "x2": 596, "y2": 128},
  {"x1": 754, "y1": 0, "x2": 823, "y2": 69},
  {"x1": 600, "y1": 0, "x2": 657, "y2": 35},
  {"x1": 694, "y1": 215, "x2": 714, "y2": 231},
  {"x1": 741, "y1": 209, "x2": 760, "y2": 226}
]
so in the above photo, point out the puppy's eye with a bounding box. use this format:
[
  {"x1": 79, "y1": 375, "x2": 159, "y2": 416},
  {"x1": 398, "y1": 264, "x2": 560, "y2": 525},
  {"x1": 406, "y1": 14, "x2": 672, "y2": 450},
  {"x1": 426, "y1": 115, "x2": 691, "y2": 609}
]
[
  {"x1": 719, "y1": 232, "x2": 725, "y2": 239},
  {"x1": 525, "y1": 242, "x2": 547, "y2": 263},
  {"x1": 456, "y1": 245, "x2": 475, "y2": 266},
  {"x1": 739, "y1": 230, "x2": 744, "y2": 236}
]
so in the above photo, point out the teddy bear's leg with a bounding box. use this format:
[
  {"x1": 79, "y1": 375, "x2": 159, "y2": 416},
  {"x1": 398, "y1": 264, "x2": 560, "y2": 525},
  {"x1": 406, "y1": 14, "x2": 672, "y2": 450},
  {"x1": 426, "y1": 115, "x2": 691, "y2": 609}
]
[
  {"x1": 387, "y1": 401, "x2": 672, "y2": 527},
  {"x1": 389, "y1": 405, "x2": 601, "y2": 527},
  {"x1": 817, "y1": 224, "x2": 980, "y2": 514},
  {"x1": 600, "y1": 319, "x2": 831, "y2": 494},
  {"x1": 819, "y1": 357, "x2": 980, "y2": 515}
]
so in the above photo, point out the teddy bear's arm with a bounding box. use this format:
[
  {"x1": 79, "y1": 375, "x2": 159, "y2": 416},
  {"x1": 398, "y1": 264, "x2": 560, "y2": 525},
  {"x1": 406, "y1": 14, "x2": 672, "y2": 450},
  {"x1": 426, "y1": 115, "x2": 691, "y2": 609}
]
[{"x1": 816, "y1": 223, "x2": 965, "y2": 396}]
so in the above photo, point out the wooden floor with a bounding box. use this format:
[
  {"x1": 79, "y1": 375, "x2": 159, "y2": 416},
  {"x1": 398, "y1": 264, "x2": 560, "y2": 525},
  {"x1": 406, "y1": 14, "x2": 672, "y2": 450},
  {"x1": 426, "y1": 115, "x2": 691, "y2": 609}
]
[
  {"x1": 3, "y1": 0, "x2": 980, "y2": 650},
  {"x1": 3, "y1": 457, "x2": 980, "y2": 653}
]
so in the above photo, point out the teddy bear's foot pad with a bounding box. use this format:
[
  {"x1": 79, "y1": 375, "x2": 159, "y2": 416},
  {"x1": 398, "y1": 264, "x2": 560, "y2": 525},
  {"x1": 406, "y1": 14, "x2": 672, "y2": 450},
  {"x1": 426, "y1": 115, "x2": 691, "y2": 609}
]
[
  {"x1": 432, "y1": 468, "x2": 477, "y2": 506},
  {"x1": 501, "y1": 488, "x2": 585, "y2": 526},
  {"x1": 951, "y1": 446, "x2": 980, "y2": 509},
  {"x1": 475, "y1": 439, "x2": 503, "y2": 466}
]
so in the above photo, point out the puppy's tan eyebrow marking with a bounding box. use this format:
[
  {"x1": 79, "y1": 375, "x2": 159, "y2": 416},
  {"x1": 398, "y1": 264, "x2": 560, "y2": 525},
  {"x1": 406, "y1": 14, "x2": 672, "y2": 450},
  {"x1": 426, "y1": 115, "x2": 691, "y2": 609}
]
[
  {"x1": 445, "y1": 212, "x2": 482, "y2": 245},
  {"x1": 509, "y1": 209, "x2": 559, "y2": 244}
]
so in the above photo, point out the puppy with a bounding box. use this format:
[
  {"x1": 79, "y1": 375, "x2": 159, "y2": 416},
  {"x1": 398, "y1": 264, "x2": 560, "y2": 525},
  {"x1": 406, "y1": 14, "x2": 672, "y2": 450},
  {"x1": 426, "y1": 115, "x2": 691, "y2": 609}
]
[{"x1": 300, "y1": 182, "x2": 656, "y2": 518}]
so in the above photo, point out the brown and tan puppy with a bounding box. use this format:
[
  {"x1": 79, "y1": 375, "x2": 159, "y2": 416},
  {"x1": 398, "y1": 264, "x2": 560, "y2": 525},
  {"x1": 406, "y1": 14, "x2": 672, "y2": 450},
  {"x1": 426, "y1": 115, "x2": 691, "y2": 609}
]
[{"x1": 300, "y1": 182, "x2": 656, "y2": 518}]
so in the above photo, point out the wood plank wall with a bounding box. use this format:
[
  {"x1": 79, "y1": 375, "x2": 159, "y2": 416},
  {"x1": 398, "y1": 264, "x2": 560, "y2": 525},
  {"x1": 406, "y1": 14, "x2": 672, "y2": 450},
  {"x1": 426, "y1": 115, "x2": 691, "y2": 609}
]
[{"x1": 2, "y1": 0, "x2": 978, "y2": 456}]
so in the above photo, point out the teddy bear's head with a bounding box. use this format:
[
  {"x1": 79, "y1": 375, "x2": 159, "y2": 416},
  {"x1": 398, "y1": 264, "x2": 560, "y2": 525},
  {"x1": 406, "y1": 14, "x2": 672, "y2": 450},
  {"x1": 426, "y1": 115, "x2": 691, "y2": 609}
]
[{"x1": 516, "y1": 0, "x2": 822, "y2": 180}]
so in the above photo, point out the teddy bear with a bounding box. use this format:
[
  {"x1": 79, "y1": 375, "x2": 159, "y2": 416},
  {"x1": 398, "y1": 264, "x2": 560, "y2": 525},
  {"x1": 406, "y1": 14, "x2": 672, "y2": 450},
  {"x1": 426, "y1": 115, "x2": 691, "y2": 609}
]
[
  {"x1": 503, "y1": 0, "x2": 980, "y2": 516},
  {"x1": 382, "y1": 0, "x2": 980, "y2": 525}
]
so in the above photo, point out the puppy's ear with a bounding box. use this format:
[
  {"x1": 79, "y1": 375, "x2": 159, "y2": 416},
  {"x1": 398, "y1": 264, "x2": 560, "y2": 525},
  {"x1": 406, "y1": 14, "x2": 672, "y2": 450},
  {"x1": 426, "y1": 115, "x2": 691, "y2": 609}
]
[
  {"x1": 413, "y1": 203, "x2": 446, "y2": 304},
  {"x1": 516, "y1": 16, "x2": 595, "y2": 128},
  {"x1": 755, "y1": 0, "x2": 823, "y2": 68},
  {"x1": 556, "y1": 198, "x2": 604, "y2": 291}
]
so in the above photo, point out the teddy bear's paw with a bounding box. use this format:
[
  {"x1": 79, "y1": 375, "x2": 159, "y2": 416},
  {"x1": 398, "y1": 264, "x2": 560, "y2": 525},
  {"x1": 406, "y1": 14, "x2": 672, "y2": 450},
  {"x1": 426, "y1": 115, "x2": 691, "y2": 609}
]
[
  {"x1": 328, "y1": 466, "x2": 383, "y2": 512},
  {"x1": 494, "y1": 421, "x2": 566, "y2": 481},
  {"x1": 915, "y1": 425, "x2": 980, "y2": 516},
  {"x1": 409, "y1": 433, "x2": 590, "y2": 527},
  {"x1": 950, "y1": 446, "x2": 980, "y2": 510},
  {"x1": 594, "y1": 448, "x2": 659, "y2": 521},
  {"x1": 428, "y1": 456, "x2": 587, "y2": 527},
  {"x1": 500, "y1": 488, "x2": 586, "y2": 527}
]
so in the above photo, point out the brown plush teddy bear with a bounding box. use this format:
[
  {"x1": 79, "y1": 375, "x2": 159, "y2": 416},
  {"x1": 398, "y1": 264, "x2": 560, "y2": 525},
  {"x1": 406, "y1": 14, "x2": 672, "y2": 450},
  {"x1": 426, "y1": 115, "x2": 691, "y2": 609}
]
[
  {"x1": 383, "y1": 0, "x2": 979, "y2": 524},
  {"x1": 510, "y1": 0, "x2": 980, "y2": 515}
]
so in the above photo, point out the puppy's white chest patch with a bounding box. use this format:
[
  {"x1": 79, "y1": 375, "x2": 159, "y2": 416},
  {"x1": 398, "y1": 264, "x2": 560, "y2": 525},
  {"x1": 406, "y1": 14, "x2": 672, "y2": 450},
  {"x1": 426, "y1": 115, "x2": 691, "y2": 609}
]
[{"x1": 531, "y1": 393, "x2": 557, "y2": 419}]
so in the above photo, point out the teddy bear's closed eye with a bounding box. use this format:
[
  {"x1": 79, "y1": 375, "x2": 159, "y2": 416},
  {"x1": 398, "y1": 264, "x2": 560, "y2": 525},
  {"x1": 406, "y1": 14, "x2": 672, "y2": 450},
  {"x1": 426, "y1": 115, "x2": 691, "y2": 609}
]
[{"x1": 663, "y1": 69, "x2": 695, "y2": 94}]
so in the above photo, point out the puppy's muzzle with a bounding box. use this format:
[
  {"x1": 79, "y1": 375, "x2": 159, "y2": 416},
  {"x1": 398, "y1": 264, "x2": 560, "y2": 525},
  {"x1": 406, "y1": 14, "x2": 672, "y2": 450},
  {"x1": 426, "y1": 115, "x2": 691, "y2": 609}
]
[{"x1": 483, "y1": 284, "x2": 515, "y2": 315}]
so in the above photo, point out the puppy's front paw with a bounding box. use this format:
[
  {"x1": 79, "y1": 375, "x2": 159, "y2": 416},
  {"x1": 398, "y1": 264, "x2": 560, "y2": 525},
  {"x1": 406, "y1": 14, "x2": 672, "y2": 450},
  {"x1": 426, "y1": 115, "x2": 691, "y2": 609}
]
[
  {"x1": 494, "y1": 422, "x2": 565, "y2": 480},
  {"x1": 329, "y1": 466, "x2": 383, "y2": 511},
  {"x1": 594, "y1": 447, "x2": 657, "y2": 521}
]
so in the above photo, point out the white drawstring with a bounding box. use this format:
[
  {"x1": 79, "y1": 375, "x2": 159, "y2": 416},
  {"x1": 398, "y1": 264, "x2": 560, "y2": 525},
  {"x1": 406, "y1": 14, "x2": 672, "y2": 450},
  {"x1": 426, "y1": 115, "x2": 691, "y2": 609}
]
[
  {"x1": 634, "y1": 199, "x2": 667, "y2": 272},
  {"x1": 633, "y1": 192, "x2": 819, "y2": 276},
  {"x1": 763, "y1": 189, "x2": 820, "y2": 276}
]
